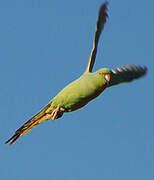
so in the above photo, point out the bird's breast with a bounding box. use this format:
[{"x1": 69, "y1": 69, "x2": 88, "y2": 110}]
[{"x1": 52, "y1": 74, "x2": 107, "y2": 112}]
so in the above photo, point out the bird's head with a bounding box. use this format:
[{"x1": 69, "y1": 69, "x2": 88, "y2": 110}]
[{"x1": 96, "y1": 68, "x2": 111, "y2": 85}]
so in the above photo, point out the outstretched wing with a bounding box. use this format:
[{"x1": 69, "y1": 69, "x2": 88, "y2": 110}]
[
  {"x1": 107, "y1": 65, "x2": 147, "y2": 87},
  {"x1": 85, "y1": 2, "x2": 108, "y2": 73}
]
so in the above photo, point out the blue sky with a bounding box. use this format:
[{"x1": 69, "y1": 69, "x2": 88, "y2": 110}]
[{"x1": 1, "y1": 0, "x2": 154, "y2": 179}]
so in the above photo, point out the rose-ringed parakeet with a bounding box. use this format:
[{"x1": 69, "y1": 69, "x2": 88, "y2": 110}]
[{"x1": 5, "y1": 2, "x2": 147, "y2": 145}]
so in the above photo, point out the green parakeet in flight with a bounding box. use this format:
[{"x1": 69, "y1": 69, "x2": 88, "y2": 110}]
[{"x1": 6, "y1": 2, "x2": 147, "y2": 145}]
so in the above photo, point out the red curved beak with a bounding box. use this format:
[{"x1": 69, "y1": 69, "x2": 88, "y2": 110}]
[{"x1": 105, "y1": 74, "x2": 111, "y2": 84}]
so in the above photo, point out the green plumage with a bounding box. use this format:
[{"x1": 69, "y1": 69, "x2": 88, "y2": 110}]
[
  {"x1": 51, "y1": 69, "x2": 110, "y2": 112},
  {"x1": 5, "y1": 2, "x2": 147, "y2": 145}
]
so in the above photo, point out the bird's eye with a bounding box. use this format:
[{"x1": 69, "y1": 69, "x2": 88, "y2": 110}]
[{"x1": 99, "y1": 72, "x2": 103, "y2": 75}]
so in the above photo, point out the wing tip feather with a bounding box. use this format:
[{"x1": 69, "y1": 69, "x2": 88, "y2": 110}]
[
  {"x1": 112, "y1": 65, "x2": 147, "y2": 76},
  {"x1": 99, "y1": 1, "x2": 109, "y2": 23}
]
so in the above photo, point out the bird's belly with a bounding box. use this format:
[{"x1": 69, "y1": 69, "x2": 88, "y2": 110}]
[{"x1": 52, "y1": 78, "x2": 106, "y2": 112}]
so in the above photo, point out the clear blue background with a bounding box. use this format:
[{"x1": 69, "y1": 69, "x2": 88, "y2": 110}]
[{"x1": 1, "y1": 0, "x2": 153, "y2": 179}]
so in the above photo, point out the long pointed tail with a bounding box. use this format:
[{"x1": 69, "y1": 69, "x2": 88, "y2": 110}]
[{"x1": 5, "y1": 103, "x2": 53, "y2": 145}]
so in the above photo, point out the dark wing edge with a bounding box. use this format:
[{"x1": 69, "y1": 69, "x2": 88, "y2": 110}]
[
  {"x1": 107, "y1": 65, "x2": 147, "y2": 87},
  {"x1": 85, "y1": 1, "x2": 108, "y2": 73}
]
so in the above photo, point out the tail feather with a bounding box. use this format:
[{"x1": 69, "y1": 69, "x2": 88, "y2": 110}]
[{"x1": 5, "y1": 103, "x2": 52, "y2": 145}]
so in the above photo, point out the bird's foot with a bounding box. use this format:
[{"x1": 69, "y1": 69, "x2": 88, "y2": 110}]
[{"x1": 51, "y1": 105, "x2": 64, "y2": 120}]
